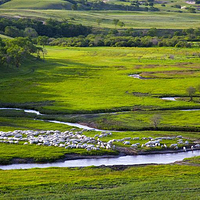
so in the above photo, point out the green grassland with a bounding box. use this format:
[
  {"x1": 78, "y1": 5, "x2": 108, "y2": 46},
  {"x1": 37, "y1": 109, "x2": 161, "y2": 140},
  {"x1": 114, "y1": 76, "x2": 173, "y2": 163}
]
[
  {"x1": 68, "y1": 109, "x2": 200, "y2": 132},
  {"x1": 0, "y1": 164, "x2": 200, "y2": 199},
  {"x1": 1, "y1": 46, "x2": 200, "y2": 113},
  {"x1": 0, "y1": 9, "x2": 200, "y2": 29},
  {"x1": 0, "y1": 142, "x2": 116, "y2": 164}
]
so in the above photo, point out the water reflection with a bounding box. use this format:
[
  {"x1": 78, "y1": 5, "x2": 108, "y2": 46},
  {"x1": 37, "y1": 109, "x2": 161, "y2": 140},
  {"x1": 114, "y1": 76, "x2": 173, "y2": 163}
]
[{"x1": 1, "y1": 150, "x2": 199, "y2": 170}]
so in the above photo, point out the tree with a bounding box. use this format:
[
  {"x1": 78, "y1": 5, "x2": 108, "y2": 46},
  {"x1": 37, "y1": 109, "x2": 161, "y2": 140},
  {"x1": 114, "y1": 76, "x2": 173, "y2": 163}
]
[
  {"x1": 96, "y1": 19, "x2": 103, "y2": 27},
  {"x1": 113, "y1": 19, "x2": 119, "y2": 28},
  {"x1": 5, "y1": 37, "x2": 38, "y2": 67},
  {"x1": 71, "y1": 4, "x2": 78, "y2": 10},
  {"x1": 118, "y1": 21, "x2": 125, "y2": 28},
  {"x1": 196, "y1": 84, "x2": 200, "y2": 100},
  {"x1": 151, "y1": 114, "x2": 161, "y2": 129},
  {"x1": 0, "y1": 38, "x2": 6, "y2": 65},
  {"x1": 5, "y1": 26, "x2": 23, "y2": 37},
  {"x1": 37, "y1": 36, "x2": 49, "y2": 48},
  {"x1": 41, "y1": 48, "x2": 47, "y2": 60},
  {"x1": 24, "y1": 27, "x2": 38, "y2": 38},
  {"x1": 188, "y1": 7, "x2": 196, "y2": 13},
  {"x1": 147, "y1": 28, "x2": 157, "y2": 37},
  {"x1": 6, "y1": 45, "x2": 25, "y2": 68},
  {"x1": 187, "y1": 86, "x2": 196, "y2": 101}
]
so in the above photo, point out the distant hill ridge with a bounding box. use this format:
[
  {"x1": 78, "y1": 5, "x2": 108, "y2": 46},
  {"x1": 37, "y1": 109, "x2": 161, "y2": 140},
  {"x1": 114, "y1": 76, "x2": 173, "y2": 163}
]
[
  {"x1": 0, "y1": 0, "x2": 157, "y2": 11},
  {"x1": 0, "y1": 0, "x2": 72, "y2": 9}
]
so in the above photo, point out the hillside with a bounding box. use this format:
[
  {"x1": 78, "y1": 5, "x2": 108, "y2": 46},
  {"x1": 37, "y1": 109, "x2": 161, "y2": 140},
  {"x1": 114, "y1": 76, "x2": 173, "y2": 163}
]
[
  {"x1": 0, "y1": 0, "x2": 72, "y2": 9},
  {"x1": 0, "y1": 0, "x2": 199, "y2": 12}
]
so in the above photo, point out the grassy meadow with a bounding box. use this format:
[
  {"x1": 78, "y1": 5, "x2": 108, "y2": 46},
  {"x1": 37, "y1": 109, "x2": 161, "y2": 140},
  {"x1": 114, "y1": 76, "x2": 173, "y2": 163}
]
[
  {"x1": 0, "y1": 9, "x2": 200, "y2": 29},
  {"x1": 68, "y1": 109, "x2": 200, "y2": 132},
  {"x1": 0, "y1": 47, "x2": 200, "y2": 113},
  {"x1": 1, "y1": 46, "x2": 200, "y2": 113},
  {"x1": 0, "y1": 163, "x2": 200, "y2": 199}
]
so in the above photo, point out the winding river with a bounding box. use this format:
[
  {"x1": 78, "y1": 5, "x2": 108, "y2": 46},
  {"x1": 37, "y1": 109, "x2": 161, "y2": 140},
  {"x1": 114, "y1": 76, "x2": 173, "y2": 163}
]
[
  {"x1": 0, "y1": 150, "x2": 199, "y2": 170},
  {"x1": 0, "y1": 105, "x2": 200, "y2": 131},
  {"x1": 1, "y1": 75, "x2": 199, "y2": 169},
  {"x1": 0, "y1": 107, "x2": 200, "y2": 170}
]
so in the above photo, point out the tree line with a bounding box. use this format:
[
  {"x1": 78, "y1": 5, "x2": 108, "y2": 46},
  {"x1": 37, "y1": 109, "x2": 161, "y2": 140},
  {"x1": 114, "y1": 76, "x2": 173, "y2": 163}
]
[
  {"x1": 1, "y1": 17, "x2": 200, "y2": 42},
  {"x1": 0, "y1": 18, "x2": 92, "y2": 38},
  {"x1": 40, "y1": 27, "x2": 200, "y2": 48},
  {"x1": 45, "y1": 35, "x2": 192, "y2": 48},
  {"x1": 69, "y1": 0, "x2": 159, "y2": 11}
]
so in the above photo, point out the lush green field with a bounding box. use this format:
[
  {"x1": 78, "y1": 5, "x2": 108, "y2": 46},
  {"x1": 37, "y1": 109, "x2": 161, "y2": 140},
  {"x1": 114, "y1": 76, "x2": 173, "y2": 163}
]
[
  {"x1": 0, "y1": 9, "x2": 200, "y2": 29},
  {"x1": 0, "y1": 163, "x2": 200, "y2": 199},
  {"x1": 0, "y1": 142, "x2": 116, "y2": 164},
  {"x1": 69, "y1": 109, "x2": 200, "y2": 132},
  {"x1": 1, "y1": 46, "x2": 200, "y2": 113}
]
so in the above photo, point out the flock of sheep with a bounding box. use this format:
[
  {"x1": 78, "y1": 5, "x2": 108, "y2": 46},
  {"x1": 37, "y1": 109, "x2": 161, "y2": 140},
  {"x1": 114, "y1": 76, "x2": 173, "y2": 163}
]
[
  {"x1": 0, "y1": 129, "x2": 199, "y2": 151},
  {"x1": 0, "y1": 129, "x2": 115, "y2": 151}
]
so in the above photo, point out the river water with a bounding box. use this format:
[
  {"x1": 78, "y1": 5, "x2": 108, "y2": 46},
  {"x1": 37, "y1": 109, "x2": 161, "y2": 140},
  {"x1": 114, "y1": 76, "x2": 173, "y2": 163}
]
[
  {"x1": 161, "y1": 97, "x2": 177, "y2": 101},
  {"x1": 0, "y1": 107, "x2": 200, "y2": 131},
  {"x1": 0, "y1": 150, "x2": 199, "y2": 170},
  {"x1": 0, "y1": 107, "x2": 199, "y2": 170}
]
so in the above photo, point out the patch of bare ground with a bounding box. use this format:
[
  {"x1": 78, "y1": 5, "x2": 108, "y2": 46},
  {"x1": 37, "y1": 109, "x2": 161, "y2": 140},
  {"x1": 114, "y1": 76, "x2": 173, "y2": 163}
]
[
  {"x1": 79, "y1": 122, "x2": 98, "y2": 128},
  {"x1": 140, "y1": 70, "x2": 200, "y2": 78},
  {"x1": 113, "y1": 66, "x2": 127, "y2": 70},
  {"x1": 174, "y1": 161, "x2": 200, "y2": 167},
  {"x1": 142, "y1": 64, "x2": 160, "y2": 69},
  {"x1": 116, "y1": 147, "x2": 138, "y2": 155}
]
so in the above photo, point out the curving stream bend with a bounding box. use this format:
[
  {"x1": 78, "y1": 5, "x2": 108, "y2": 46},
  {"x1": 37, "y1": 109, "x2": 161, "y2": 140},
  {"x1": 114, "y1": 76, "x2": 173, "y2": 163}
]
[
  {"x1": 0, "y1": 149, "x2": 199, "y2": 170},
  {"x1": 0, "y1": 106, "x2": 200, "y2": 131}
]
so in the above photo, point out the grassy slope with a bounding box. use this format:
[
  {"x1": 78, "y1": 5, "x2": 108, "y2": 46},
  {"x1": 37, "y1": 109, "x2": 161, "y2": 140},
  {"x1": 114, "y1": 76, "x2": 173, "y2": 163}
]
[
  {"x1": 0, "y1": 9, "x2": 199, "y2": 29},
  {"x1": 1, "y1": 46, "x2": 200, "y2": 113},
  {"x1": 0, "y1": 0, "x2": 198, "y2": 11},
  {"x1": 0, "y1": 0, "x2": 71, "y2": 9},
  {"x1": 0, "y1": 164, "x2": 200, "y2": 199}
]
